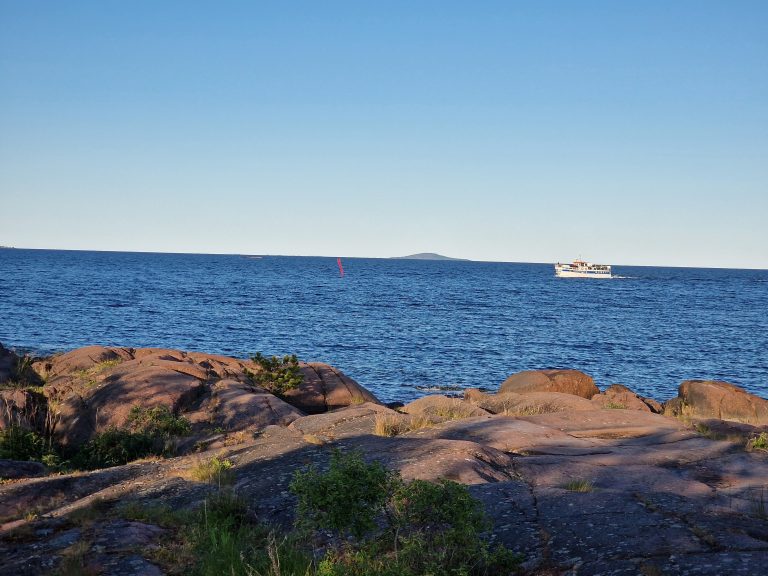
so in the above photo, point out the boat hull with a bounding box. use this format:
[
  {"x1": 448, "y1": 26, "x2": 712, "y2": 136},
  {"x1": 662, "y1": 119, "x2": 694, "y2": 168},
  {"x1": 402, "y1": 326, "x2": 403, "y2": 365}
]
[{"x1": 555, "y1": 269, "x2": 612, "y2": 279}]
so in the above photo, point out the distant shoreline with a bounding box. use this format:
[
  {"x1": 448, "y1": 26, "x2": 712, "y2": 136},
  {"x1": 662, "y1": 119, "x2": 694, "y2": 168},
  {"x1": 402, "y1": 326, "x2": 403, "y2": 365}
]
[
  {"x1": 1, "y1": 247, "x2": 767, "y2": 270},
  {"x1": 390, "y1": 252, "x2": 468, "y2": 261}
]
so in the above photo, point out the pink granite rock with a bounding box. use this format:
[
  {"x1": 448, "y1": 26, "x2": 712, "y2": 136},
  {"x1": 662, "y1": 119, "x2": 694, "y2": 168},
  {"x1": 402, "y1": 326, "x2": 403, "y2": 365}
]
[{"x1": 499, "y1": 369, "x2": 599, "y2": 399}]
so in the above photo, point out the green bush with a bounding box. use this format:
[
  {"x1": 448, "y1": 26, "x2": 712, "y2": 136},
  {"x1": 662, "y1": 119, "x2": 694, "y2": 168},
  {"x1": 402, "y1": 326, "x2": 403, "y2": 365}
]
[
  {"x1": 69, "y1": 406, "x2": 192, "y2": 470},
  {"x1": 291, "y1": 451, "x2": 521, "y2": 575},
  {"x1": 0, "y1": 425, "x2": 47, "y2": 461},
  {"x1": 128, "y1": 405, "x2": 192, "y2": 437},
  {"x1": 246, "y1": 352, "x2": 304, "y2": 395},
  {"x1": 290, "y1": 449, "x2": 395, "y2": 539},
  {"x1": 72, "y1": 427, "x2": 156, "y2": 468}
]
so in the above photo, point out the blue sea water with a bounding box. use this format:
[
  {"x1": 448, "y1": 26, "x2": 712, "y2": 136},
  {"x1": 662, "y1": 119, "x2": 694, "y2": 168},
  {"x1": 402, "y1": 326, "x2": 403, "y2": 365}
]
[{"x1": 1, "y1": 249, "x2": 766, "y2": 404}]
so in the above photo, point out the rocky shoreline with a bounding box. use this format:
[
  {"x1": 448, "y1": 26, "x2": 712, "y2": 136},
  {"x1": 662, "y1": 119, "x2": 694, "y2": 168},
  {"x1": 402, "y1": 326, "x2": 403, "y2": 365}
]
[{"x1": 1, "y1": 343, "x2": 767, "y2": 575}]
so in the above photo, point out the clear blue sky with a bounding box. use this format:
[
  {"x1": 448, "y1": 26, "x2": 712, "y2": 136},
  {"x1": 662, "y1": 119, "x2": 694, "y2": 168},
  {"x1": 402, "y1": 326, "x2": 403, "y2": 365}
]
[{"x1": 1, "y1": 1, "x2": 766, "y2": 268}]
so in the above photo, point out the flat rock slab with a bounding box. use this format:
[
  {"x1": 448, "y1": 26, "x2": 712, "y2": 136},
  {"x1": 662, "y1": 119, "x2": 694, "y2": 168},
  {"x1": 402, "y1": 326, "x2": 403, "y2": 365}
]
[
  {"x1": 520, "y1": 409, "x2": 688, "y2": 438},
  {"x1": 411, "y1": 414, "x2": 604, "y2": 455}
]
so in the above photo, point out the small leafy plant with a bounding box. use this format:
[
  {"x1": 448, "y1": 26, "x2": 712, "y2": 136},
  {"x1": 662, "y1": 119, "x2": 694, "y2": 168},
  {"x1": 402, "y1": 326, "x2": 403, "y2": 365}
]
[{"x1": 245, "y1": 352, "x2": 304, "y2": 395}]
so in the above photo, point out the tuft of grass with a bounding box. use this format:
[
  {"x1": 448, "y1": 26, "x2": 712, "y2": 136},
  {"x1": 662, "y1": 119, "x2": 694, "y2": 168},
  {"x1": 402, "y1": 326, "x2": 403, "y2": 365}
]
[
  {"x1": 506, "y1": 403, "x2": 561, "y2": 417},
  {"x1": 373, "y1": 414, "x2": 405, "y2": 437},
  {"x1": 55, "y1": 540, "x2": 98, "y2": 576},
  {"x1": 374, "y1": 414, "x2": 434, "y2": 437},
  {"x1": 191, "y1": 456, "x2": 235, "y2": 487},
  {"x1": 429, "y1": 399, "x2": 478, "y2": 421},
  {"x1": 563, "y1": 479, "x2": 594, "y2": 493},
  {"x1": 117, "y1": 501, "x2": 194, "y2": 528}
]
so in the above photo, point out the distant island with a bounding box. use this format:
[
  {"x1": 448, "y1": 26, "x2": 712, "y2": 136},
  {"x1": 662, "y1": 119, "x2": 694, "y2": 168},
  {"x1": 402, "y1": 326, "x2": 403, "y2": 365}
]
[{"x1": 392, "y1": 252, "x2": 468, "y2": 261}]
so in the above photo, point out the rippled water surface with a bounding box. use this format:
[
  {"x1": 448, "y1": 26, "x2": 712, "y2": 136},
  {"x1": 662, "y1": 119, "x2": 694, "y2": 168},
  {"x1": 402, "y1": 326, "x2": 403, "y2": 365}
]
[{"x1": 1, "y1": 249, "x2": 766, "y2": 403}]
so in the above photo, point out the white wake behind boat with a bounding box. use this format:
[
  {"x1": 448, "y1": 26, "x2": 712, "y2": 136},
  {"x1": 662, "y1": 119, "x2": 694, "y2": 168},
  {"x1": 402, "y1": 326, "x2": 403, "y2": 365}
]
[{"x1": 555, "y1": 260, "x2": 612, "y2": 278}]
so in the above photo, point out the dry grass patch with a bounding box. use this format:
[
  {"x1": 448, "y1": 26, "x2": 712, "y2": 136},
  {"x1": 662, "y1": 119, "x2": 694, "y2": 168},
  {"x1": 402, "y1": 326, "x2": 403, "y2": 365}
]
[
  {"x1": 430, "y1": 399, "x2": 479, "y2": 420},
  {"x1": 374, "y1": 414, "x2": 405, "y2": 437},
  {"x1": 373, "y1": 414, "x2": 434, "y2": 437},
  {"x1": 504, "y1": 403, "x2": 562, "y2": 417}
]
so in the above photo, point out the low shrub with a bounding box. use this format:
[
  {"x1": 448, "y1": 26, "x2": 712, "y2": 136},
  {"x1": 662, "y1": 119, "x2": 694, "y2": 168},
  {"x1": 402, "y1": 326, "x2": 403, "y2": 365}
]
[
  {"x1": 128, "y1": 405, "x2": 192, "y2": 437},
  {"x1": 290, "y1": 449, "x2": 395, "y2": 539},
  {"x1": 0, "y1": 425, "x2": 48, "y2": 461},
  {"x1": 71, "y1": 405, "x2": 191, "y2": 470},
  {"x1": 245, "y1": 353, "x2": 304, "y2": 395},
  {"x1": 72, "y1": 427, "x2": 156, "y2": 469},
  {"x1": 291, "y1": 450, "x2": 521, "y2": 575}
]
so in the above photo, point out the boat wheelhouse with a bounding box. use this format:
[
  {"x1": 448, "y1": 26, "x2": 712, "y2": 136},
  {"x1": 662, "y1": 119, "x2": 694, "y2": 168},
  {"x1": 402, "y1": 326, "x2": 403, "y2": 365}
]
[{"x1": 555, "y1": 260, "x2": 612, "y2": 278}]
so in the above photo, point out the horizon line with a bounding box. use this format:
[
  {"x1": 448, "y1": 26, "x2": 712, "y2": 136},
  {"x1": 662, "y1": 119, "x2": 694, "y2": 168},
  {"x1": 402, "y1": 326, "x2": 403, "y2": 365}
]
[{"x1": 2, "y1": 245, "x2": 767, "y2": 271}]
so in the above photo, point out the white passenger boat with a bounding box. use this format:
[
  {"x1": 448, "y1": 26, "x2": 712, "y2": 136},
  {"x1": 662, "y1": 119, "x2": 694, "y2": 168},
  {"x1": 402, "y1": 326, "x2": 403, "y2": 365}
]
[{"x1": 555, "y1": 260, "x2": 612, "y2": 278}]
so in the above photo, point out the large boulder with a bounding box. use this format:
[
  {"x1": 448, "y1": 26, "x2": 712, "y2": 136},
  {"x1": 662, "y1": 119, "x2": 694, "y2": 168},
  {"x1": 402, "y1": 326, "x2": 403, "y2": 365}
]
[
  {"x1": 281, "y1": 363, "x2": 379, "y2": 414},
  {"x1": 46, "y1": 350, "x2": 210, "y2": 448},
  {"x1": 499, "y1": 369, "x2": 599, "y2": 399},
  {"x1": 590, "y1": 384, "x2": 654, "y2": 412},
  {"x1": 664, "y1": 380, "x2": 768, "y2": 425},
  {"x1": 204, "y1": 379, "x2": 303, "y2": 431},
  {"x1": 32, "y1": 346, "x2": 134, "y2": 381}
]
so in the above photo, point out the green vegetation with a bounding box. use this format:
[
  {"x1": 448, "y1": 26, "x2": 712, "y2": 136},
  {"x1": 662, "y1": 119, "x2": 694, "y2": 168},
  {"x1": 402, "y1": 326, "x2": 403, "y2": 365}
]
[
  {"x1": 72, "y1": 427, "x2": 157, "y2": 468},
  {"x1": 0, "y1": 404, "x2": 192, "y2": 472},
  {"x1": 562, "y1": 479, "x2": 594, "y2": 493},
  {"x1": 97, "y1": 451, "x2": 520, "y2": 576},
  {"x1": 70, "y1": 358, "x2": 124, "y2": 388},
  {"x1": 291, "y1": 450, "x2": 520, "y2": 575},
  {"x1": 127, "y1": 405, "x2": 192, "y2": 437},
  {"x1": 748, "y1": 432, "x2": 768, "y2": 452},
  {"x1": 291, "y1": 450, "x2": 393, "y2": 539},
  {"x1": 0, "y1": 425, "x2": 49, "y2": 461},
  {"x1": 72, "y1": 406, "x2": 191, "y2": 469},
  {"x1": 245, "y1": 353, "x2": 304, "y2": 395},
  {"x1": 191, "y1": 456, "x2": 235, "y2": 487}
]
